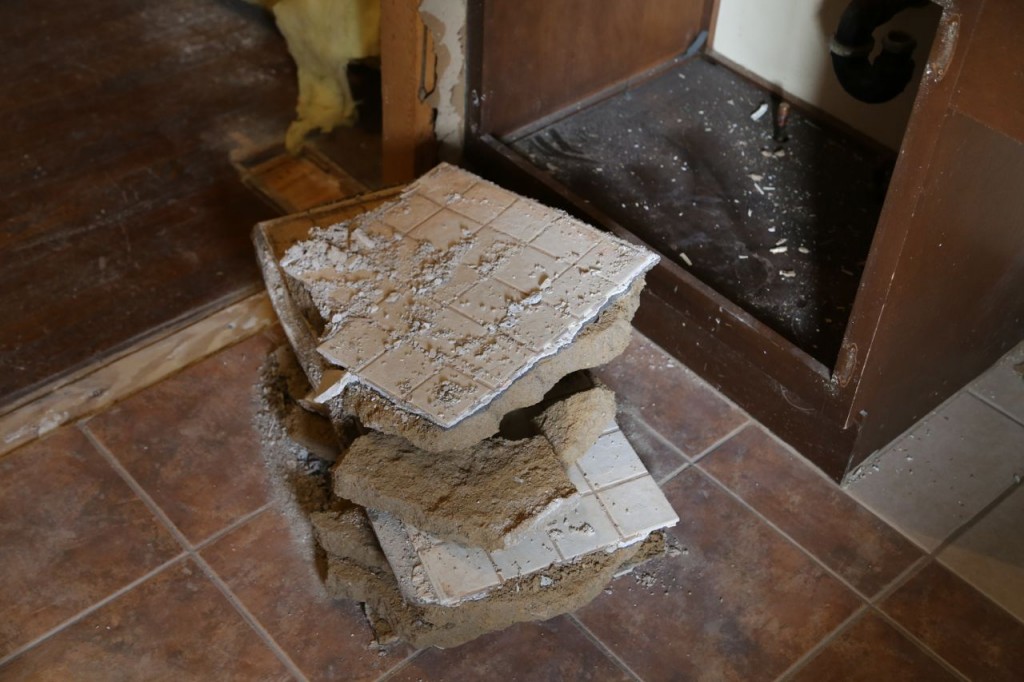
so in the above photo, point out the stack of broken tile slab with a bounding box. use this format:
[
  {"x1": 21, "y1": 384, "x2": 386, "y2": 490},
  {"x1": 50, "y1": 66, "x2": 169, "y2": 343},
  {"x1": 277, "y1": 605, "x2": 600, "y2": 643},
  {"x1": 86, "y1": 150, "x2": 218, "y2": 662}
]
[{"x1": 253, "y1": 163, "x2": 678, "y2": 649}]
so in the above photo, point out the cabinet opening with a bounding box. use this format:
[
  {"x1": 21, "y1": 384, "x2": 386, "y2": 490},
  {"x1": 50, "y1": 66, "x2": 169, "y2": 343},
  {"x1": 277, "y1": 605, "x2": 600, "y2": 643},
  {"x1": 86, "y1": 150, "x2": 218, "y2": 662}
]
[{"x1": 484, "y1": 0, "x2": 943, "y2": 367}]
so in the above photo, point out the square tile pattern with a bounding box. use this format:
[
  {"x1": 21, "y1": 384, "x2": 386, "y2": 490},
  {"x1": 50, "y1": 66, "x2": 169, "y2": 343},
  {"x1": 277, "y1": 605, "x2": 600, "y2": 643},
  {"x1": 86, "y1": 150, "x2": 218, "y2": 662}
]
[
  {"x1": 281, "y1": 163, "x2": 659, "y2": 427},
  {"x1": 368, "y1": 421, "x2": 679, "y2": 606}
]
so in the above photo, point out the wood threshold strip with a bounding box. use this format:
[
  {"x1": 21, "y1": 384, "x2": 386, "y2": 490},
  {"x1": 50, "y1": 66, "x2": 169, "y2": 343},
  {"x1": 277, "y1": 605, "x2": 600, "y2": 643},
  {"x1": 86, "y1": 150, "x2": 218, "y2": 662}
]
[{"x1": 0, "y1": 293, "x2": 277, "y2": 458}]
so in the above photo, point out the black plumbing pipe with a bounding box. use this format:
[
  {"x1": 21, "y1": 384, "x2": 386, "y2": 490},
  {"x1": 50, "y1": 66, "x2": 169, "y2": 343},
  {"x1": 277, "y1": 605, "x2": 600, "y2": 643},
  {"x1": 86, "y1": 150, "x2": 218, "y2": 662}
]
[{"x1": 830, "y1": 0, "x2": 927, "y2": 103}]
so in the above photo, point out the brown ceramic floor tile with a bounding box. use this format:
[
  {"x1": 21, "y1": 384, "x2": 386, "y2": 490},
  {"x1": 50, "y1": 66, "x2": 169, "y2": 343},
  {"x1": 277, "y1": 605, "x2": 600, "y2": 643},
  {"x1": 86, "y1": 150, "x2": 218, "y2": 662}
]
[
  {"x1": 594, "y1": 332, "x2": 747, "y2": 457},
  {"x1": 700, "y1": 425, "x2": 922, "y2": 597},
  {"x1": 389, "y1": 617, "x2": 631, "y2": 682},
  {"x1": 881, "y1": 562, "x2": 1024, "y2": 681},
  {"x1": 0, "y1": 559, "x2": 291, "y2": 681},
  {"x1": 788, "y1": 611, "x2": 956, "y2": 681},
  {"x1": 576, "y1": 468, "x2": 862, "y2": 682},
  {"x1": 201, "y1": 509, "x2": 412, "y2": 682},
  {"x1": 86, "y1": 333, "x2": 276, "y2": 544},
  {"x1": 0, "y1": 427, "x2": 180, "y2": 657},
  {"x1": 616, "y1": 406, "x2": 688, "y2": 481}
]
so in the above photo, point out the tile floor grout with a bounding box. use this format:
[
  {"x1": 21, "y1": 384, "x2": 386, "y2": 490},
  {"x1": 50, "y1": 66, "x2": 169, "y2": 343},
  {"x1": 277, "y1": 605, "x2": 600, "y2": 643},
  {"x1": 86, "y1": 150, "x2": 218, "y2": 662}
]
[
  {"x1": 619, "y1": 408, "x2": 692, "y2": 465},
  {"x1": 79, "y1": 424, "x2": 312, "y2": 682},
  {"x1": 567, "y1": 614, "x2": 645, "y2": 682},
  {"x1": 686, "y1": 419, "x2": 753, "y2": 463},
  {"x1": 868, "y1": 605, "x2": 972, "y2": 681},
  {"x1": 772, "y1": 603, "x2": 868, "y2": 681},
  {"x1": 967, "y1": 386, "x2": 1024, "y2": 429},
  {"x1": 695, "y1": 465, "x2": 874, "y2": 603},
  {"x1": 374, "y1": 648, "x2": 427, "y2": 682},
  {"x1": 0, "y1": 553, "x2": 188, "y2": 669}
]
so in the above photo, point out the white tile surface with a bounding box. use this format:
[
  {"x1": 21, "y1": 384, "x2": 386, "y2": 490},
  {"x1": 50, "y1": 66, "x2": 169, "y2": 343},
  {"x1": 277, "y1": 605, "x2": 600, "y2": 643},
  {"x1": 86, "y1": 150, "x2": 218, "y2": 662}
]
[
  {"x1": 368, "y1": 419, "x2": 679, "y2": 605},
  {"x1": 939, "y1": 483, "x2": 1024, "y2": 622},
  {"x1": 847, "y1": 392, "x2": 1024, "y2": 552},
  {"x1": 577, "y1": 430, "x2": 647, "y2": 490},
  {"x1": 281, "y1": 163, "x2": 659, "y2": 428},
  {"x1": 970, "y1": 339, "x2": 1024, "y2": 425}
]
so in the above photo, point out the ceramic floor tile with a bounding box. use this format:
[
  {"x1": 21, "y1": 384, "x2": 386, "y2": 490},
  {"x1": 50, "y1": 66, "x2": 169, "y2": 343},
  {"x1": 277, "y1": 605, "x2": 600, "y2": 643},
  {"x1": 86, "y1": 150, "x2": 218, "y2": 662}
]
[
  {"x1": 85, "y1": 333, "x2": 276, "y2": 544},
  {"x1": 882, "y1": 562, "x2": 1024, "y2": 681},
  {"x1": 700, "y1": 425, "x2": 922, "y2": 597},
  {"x1": 594, "y1": 332, "x2": 748, "y2": 456},
  {"x1": 614, "y1": 408, "x2": 688, "y2": 481},
  {"x1": 0, "y1": 560, "x2": 291, "y2": 681},
  {"x1": 0, "y1": 427, "x2": 181, "y2": 657},
  {"x1": 577, "y1": 430, "x2": 648, "y2": 490},
  {"x1": 387, "y1": 617, "x2": 631, "y2": 681},
  {"x1": 379, "y1": 193, "x2": 442, "y2": 233},
  {"x1": 490, "y1": 527, "x2": 561, "y2": 580},
  {"x1": 418, "y1": 542, "x2": 502, "y2": 605},
  {"x1": 846, "y1": 392, "x2": 1024, "y2": 552},
  {"x1": 368, "y1": 418, "x2": 677, "y2": 605},
  {"x1": 789, "y1": 611, "x2": 957, "y2": 681},
  {"x1": 970, "y1": 339, "x2": 1024, "y2": 424},
  {"x1": 317, "y1": 316, "x2": 387, "y2": 370},
  {"x1": 407, "y1": 207, "x2": 483, "y2": 250},
  {"x1": 281, "y1": 164, "x2": 658, "y2": 429},
  {"x1": 357, "y1": 342, "x2": 438, "y2": 399},
  {"x1": 596, "y1": 476, "x2": 678, "y2": 539},
  {"x1": 576, "y1": 468, "x2": 862, "y2": 682},
  {"x1": 201, "y1": 510, "x2": 413, "y2": 681},
  {"x1": 546, "y1": 494, "x2": 622, "y2": 560},
  {"x1": 489, "y1": 198, "x2": 555, "y2": 242},
  {"x1": 447, "y1": 181, "x2": 520, "y2": 224},
  {"x1": 938, "y1": 483, "x2": 1024, "y2": 621}
]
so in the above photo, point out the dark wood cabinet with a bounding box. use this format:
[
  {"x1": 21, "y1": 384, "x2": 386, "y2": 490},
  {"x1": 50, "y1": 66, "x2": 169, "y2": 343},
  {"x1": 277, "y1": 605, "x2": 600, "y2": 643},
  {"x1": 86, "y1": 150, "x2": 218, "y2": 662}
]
[{"x1": 463, "y1": 0, "x2": 1024, "y2": 481}]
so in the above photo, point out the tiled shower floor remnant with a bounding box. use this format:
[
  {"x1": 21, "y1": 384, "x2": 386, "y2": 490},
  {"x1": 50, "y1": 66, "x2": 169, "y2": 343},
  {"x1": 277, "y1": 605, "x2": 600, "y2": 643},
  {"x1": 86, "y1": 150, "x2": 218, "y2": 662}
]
[
  {"x1": 280, "y1": 163, "x2": 659, "y2": 428},
  {"x1": 368, "y1": 419, "x2": 680, "y2": 606}
]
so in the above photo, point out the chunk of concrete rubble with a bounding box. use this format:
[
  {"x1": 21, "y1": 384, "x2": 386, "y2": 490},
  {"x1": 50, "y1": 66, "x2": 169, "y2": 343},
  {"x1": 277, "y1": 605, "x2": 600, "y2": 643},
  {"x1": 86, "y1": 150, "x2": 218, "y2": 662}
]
[
  {"x1": 310, "y1": 506, "x2": 389, "y2": 573},
  {"x1": 279, "y1": 163, "x2": 659, "y2": 430},
  {"x1": 322, "y1": 533, "x2": 666, "y2": 650},
  {"x1": 533, "y1": 385, "x2": 617, "y2": 466},
  {"x1": 334, "y1": 432, "x2": 574, "y2": 552},
  {"x1": 328, "y1": 276, "x2": 643, "y2": 452},
  {"x1": 366, "y1": 421, "x2": 680, "y2": 607},
  {"x1": 331, "y1": 383, "x2": 616, "y2": 551}
]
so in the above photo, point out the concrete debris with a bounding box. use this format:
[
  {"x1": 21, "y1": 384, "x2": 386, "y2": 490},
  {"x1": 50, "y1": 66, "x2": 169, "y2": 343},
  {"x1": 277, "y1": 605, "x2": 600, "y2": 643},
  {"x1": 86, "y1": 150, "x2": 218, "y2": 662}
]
[{"x1": 253, "y1": 163, "x2": 676, "y2": 649}]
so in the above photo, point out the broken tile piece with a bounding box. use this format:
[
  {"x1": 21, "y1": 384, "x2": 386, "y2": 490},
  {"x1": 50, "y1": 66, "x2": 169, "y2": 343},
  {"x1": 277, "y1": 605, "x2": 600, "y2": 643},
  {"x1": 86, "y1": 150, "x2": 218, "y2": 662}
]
[
  {"x1": 317, "y1": 317, "x2": 386, "y2": 370},
  {"x1": 358, "y1": 344, "x2": 437, "y2": 399},
  {"x1": 446, "y1": 182, "x2": 519, "y2": 224},
  {"x1": 280, "y1": 163, "x2": 658, "y2": 430},
  {"x1": 364, "y1": 417, "x2": 678, "y2": 607},
  {"x1": 545, "y1": 495, "x2": 620, "y2": 559},
  {"x1": 418, "y1": 541, "x2": 502, "y2": 605},
  {"x1": 597, "y1": 476, "x2": 679, "y2": 540},
  {"x1": 577, "y1": 430, "x2": 648, "y2": 490}
]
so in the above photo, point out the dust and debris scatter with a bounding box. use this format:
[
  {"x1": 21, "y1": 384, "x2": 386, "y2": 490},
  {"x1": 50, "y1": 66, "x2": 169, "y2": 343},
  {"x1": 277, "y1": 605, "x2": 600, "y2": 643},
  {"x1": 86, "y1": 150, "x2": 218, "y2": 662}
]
[
  {"x1": 280, "y1": 164, "x2": 658, "y2": 428},
  {"x1": 512, "y1": 57, "x2": 893, "y2": 366}
]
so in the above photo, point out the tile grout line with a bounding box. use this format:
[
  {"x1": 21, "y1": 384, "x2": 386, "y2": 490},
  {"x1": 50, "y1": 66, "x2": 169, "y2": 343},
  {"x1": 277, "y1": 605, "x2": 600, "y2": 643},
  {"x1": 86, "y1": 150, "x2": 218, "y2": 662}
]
[
  {"x1": 0, "y1": 553, "x2": 188, "y2": 669},
  {"x1": 686, "y1": 419, "x2": 752, "y2": 463},
  {"x1": 696, "y1": 466, "x2": 873, "y2": 603},
  {"x1": 966, "y1": 387, "x2": 1024, "y2": 430},
  {"x1": 867, "y1": 605, "x2": 971, "y2": 681},
  {"x1": 620, "y1": 409, "x2": 692, "y2": 466},
  {"x1": 772, "y1": 604, "x2": 868, "y2": 681},
  {"x1": 374, "y1": 648, "x2": 428, "y2": 682},
  {"x1": 567, "y1": 614, "x2": 645, "y2": 682},
  {"x1": 80, "y1": 425, "x2": 309, "y2": 682},
  {"x1": 192, "y1": 503, "x2": 275, "y2": 552}
]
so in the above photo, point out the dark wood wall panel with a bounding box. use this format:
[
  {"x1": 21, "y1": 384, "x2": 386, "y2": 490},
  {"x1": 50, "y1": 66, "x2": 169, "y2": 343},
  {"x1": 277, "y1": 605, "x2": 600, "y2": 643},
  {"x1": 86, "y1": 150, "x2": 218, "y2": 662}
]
[
  {"x1": 851, "y1": 112, "x2": 1024, "y2": 458},
  {"x1": 479, "y1": 0, "x2": 705, "y2": 136},
  {"x1": 951, "y1": 0, "x2": 1024, "y2": 141}
]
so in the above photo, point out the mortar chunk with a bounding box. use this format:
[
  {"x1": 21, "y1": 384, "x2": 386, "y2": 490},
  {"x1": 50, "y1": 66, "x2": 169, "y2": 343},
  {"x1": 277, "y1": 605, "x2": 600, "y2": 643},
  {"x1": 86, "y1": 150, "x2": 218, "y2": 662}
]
[
  {"x1": 534, "y1": 385, "x2": 617, "y2": 465},
  {"x1": 333, "y1": 432, "x2": 575, "y2": 551}
]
